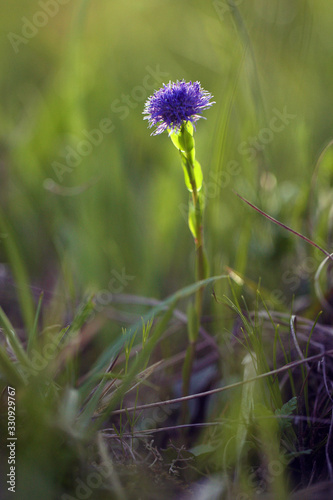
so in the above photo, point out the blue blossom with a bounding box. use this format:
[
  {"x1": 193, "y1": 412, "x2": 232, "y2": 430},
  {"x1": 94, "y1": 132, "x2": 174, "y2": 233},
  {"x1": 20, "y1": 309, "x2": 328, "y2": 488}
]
[{"x1": 143, "y1": 80, "x2": 214, "y2": 135}]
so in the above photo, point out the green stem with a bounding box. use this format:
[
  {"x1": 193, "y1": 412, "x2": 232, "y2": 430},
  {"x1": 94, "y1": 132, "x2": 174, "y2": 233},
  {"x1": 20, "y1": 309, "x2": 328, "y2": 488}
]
[
  {"x1": 182, "y1": 153, "x2": 206, "y2": 318},
  {"x1": 177, "y1": 124, "x2": 208, "y2": 423}
]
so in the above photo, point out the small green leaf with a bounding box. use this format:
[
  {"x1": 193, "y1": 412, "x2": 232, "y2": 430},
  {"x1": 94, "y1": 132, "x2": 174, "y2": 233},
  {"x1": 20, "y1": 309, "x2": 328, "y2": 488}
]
[
  {"x1": 192, "y1": 160, "x2": 203, "y2": 191},
  {"x1": 178, "y1": 125, "x2": 195, "y2": 154},
  {"x1": 181, "y1": 156, "x2": 203, "y2": 193},
  {"x1": 182, "y1": 159, "x2": 194, "y2": 192},
  {"x1": 169, "y1": 122, "x2": 195, "y2": 154},
  {"x1": 185, "y1": 121, "x2": 194, "y2": 135},
  {"x1": 169, "y1": 130, "x2": 183, "y2": 151},
  {"x1": 275, "y1": 396, "x2": 298, "y2": 431},
  {"x1": 276, "y1": 396, "x2": 297, "y2": 417},
  {"x1": 188, "y1": 199, "x2": 198, "y2": 239}
]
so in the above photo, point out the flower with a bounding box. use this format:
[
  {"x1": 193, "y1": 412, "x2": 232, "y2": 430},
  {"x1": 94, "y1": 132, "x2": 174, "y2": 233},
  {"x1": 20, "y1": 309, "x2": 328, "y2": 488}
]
[{"x1": 143, "y1": 80, "x2": 214, "y2": 135}]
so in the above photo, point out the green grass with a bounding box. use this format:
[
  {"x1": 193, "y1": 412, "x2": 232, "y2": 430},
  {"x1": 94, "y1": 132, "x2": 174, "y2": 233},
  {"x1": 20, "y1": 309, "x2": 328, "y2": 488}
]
[{"x1": 1, "y1": 1, "x2": 333, "y2": 499}]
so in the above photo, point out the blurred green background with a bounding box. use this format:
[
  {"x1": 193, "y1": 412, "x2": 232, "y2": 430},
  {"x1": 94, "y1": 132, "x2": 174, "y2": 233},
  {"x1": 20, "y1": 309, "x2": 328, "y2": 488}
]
[{"x1": 1, "y1": 0, "x2": 333, "y2": 323}]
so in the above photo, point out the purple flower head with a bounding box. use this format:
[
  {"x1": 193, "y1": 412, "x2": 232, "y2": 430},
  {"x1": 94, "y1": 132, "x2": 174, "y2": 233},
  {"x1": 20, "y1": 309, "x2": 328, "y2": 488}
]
[{"x1": 143, "y1": 80, "x2": 214, "y2": 135}]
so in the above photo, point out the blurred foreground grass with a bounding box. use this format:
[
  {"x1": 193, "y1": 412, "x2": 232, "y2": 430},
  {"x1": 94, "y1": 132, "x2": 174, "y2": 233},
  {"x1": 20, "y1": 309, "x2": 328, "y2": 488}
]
[{"x1": 1, "y1": 1, "x2": 333, "y2": 499}]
